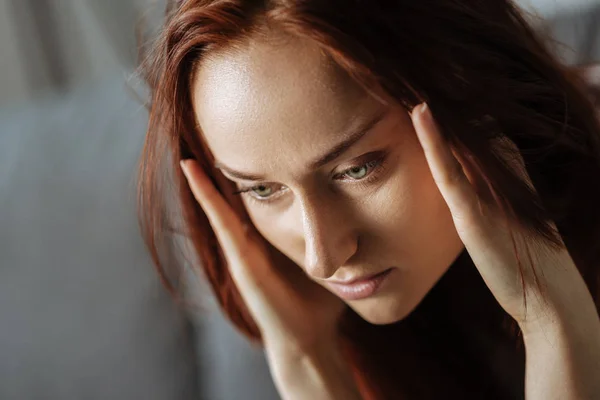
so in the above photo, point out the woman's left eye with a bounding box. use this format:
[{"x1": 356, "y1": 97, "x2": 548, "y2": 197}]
[{"x1": 335, "y1": 156, "x2": 386, "y2": 182}]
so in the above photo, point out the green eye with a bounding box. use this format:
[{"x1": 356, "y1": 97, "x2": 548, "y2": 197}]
[
  {"x1": 345, "y1": 165, "x2": 368, "y2": 179},
  {"x1": 252, "y1": 185, "x2": 273, "y2": 197}
]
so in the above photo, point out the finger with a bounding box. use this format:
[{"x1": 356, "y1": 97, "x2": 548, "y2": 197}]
[
  {"x1": 410, "y1": 103, "x2": 514, "y2": 268},
  {"x1": 180, "y1": 159, "x2": 248, "y2": 257},
  {"x1": 180, "y1": 160, "x2": 321, "y2": 325},
  {"x1": 411, "y1": 103, "x2": 521, "y2": 285},
  {"x1": 180, "y1": 159, "x2": 289, "y2": 326},
  {"x1": 411, "y1": 102, "x2": 480, "y2": 224}
]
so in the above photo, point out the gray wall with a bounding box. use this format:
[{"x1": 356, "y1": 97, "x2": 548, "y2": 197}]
[{"x1": 0, "y1": 0, "x2": 151, "y2": 108}]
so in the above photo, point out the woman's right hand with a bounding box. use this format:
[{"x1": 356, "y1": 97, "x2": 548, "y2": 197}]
[
  {"x1": 181, "y1": 159, "x2": 362, "y2": 400},
  {"x1": 180, "y1": 159, "x2": 346, "y2": 353}
]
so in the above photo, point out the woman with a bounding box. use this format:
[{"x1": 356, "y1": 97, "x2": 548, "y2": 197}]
[{"x1": 137, "y1": 0, "x2": 600, "y2": 398}]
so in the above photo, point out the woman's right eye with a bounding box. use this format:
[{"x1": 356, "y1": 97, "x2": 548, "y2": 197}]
[
  {"x1": 232, "y1": 184, "x2": 285, "y2": 204},
  {"x1": 252, "y1": 185, "x2": 272, "y2": 197}
]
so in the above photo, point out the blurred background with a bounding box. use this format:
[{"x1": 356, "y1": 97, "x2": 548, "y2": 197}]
[{"x1": 0, "y1": 1, "x2": 598, "y2": 399}]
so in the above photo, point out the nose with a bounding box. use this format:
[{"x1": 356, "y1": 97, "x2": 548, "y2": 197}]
[{"x1": 299, "y1": 194, "x2": 358, "y2": 280}]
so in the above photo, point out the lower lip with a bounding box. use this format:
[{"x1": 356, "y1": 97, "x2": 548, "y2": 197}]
[{"x1": 326, "y1": 268, "x2": 394, "y2": 301}]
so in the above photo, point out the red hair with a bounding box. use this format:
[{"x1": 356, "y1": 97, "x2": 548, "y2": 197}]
[{"x1": 137, "y1": 0, "x2": 600, "y2": 397}]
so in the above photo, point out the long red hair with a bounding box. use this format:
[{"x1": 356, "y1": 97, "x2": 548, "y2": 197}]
[{"x1": 137, "y1": 1, "x2": 600, "y2": 398}]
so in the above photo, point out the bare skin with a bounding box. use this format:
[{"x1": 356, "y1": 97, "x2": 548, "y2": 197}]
[
  {"x1": 182, "y1": 29, "x2": 600, "y2": 399},
  {"x1": 191, "y1": 31, "x2": 465, "y2": 326}
]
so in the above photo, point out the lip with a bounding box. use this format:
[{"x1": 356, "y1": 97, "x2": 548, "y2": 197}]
[{"x1": 326, "y1": 268, "x2": 394, "y2": 301}]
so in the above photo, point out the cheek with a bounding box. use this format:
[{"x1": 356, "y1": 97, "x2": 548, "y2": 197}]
[
  {"x1": 409, "y1": 167, "x2": 456, "y2": 239},
  {"x1": 371, "y1": 150, "x2": 439, "y2": 227},
  {"x1": 373, "y1": 149, "x2": 459, "y2": 251},
  {"x1": 245, "y1": 205, "x2": 305, "y2": 266},
  {"x1": 245, "y1": 205, "x2": 279, "y2": 243},
  {"x1": 400, "y1": 169, "x2": 463, "y2": 270}
]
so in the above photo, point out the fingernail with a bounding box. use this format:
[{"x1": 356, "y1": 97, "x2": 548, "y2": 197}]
[{"x1": 420, "y1": 102, "x2": 429, "y2": 115}]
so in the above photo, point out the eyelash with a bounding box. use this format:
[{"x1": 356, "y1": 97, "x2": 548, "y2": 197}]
[{"x1": 232, "y1": 154, "x2": 389, "y2": 206}]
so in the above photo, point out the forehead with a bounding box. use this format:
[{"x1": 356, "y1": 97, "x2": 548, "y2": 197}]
[{"x1": 191, "y1": 30, "x2": 379, "y2": 178}]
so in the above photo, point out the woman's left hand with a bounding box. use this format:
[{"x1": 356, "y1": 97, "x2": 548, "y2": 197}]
[{"x1": 409, "y1": 102, "x2": 597, "y2": 330}]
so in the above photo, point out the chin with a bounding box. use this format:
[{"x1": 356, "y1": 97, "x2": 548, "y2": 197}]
[{"x1": 348, "y1": 294, "x2": 421, "y2": 325}]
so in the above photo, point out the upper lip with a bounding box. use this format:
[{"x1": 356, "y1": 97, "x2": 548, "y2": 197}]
[{"x1": 326, "y1": 268, "x2": 391, "y2": 285}]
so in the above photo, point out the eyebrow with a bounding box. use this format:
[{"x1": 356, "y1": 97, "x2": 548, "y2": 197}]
[{"x1": 215, "y1": 109, "x2": 388, "y2": 182}]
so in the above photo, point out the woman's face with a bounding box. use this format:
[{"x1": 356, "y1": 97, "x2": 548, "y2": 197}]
[{"x1": 192, "y1": 32, "x2": 464, "y2": 324}]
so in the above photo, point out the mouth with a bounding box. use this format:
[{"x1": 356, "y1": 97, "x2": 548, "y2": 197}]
[{"x1": 325, "y1": 268, "x2": 395, "y2": 301}]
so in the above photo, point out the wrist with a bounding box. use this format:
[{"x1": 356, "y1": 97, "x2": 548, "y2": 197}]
[
  {"x1": 264, "y1": 336, "x2": 345, "y2": 385},
  {"x1": 518, "y1": 295, "x2": 600, "y2": 340},
  {"x1": 264, "y1": 337, "x2": 361, "y2": 400},
  {"x1": 518, "y1": 305, "x2": 600, "y2": 399}
]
